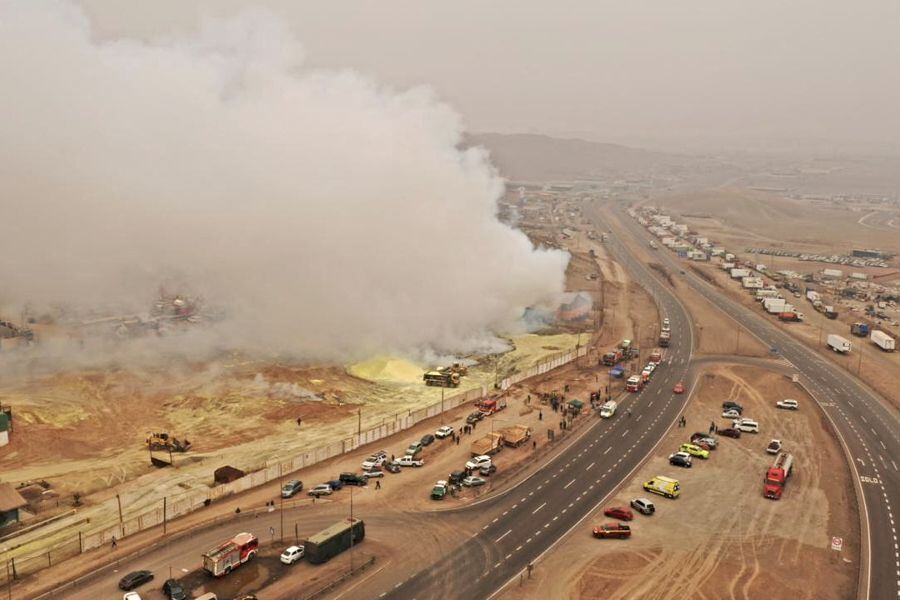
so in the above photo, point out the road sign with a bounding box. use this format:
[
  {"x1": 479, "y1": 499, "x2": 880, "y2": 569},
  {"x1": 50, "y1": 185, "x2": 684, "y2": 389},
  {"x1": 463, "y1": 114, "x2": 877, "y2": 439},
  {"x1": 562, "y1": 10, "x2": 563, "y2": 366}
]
[{"x1": 831, "y1": 536, "x2": 843, "y2": 551}]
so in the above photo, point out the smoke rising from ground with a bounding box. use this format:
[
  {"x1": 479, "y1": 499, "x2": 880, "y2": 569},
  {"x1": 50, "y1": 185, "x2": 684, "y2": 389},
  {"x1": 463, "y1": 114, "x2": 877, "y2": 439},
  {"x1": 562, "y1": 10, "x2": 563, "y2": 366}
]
[{"x1": 0, "y1": 2, "x2": 568, "y2": 364}]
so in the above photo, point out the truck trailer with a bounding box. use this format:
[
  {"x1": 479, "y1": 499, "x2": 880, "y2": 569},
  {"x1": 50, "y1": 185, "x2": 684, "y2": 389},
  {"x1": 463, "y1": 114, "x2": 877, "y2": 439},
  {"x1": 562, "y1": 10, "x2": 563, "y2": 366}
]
[
  {"x1": 305, "y1": 518, "x2": 365, "y2": 564},
  {"x1": 827, "y1": 334, "x2": 851, "y2": 353},
  {"x1": 871, "y1": 330, "x2": 896, "y2": 352}
]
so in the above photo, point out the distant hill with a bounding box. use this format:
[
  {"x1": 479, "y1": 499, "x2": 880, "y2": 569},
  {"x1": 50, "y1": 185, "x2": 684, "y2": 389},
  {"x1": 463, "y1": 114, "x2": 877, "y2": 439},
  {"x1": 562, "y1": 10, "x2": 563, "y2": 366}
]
[{"x1": 466, "y1": 132, "x2": 702, "y2": 182}]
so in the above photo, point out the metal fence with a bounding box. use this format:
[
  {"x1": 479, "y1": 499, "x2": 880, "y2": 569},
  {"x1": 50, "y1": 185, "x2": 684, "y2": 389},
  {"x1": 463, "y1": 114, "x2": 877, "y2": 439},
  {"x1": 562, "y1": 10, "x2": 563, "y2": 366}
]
[{"x1": 1, "y1": 348, "x2": 584, "y2": 586}]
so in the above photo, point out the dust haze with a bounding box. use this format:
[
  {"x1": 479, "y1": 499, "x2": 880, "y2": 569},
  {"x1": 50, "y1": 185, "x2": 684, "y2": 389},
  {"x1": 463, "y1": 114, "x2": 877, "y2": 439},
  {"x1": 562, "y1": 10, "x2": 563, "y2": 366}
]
[{"x1": 0, "y1": 2, "x2": 569, "y2": 365}]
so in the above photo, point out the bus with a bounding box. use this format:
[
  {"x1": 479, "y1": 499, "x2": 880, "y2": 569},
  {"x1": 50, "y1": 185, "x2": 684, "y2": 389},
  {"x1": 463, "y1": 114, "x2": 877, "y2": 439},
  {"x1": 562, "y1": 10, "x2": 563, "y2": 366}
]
[{"x1": 304, "y1": 518, "x2": 365, "y2": 564}]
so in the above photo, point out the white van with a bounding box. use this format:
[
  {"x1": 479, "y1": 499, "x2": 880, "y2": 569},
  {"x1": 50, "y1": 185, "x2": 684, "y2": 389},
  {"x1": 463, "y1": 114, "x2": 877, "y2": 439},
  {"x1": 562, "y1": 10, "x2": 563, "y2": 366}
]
[
  {"x1": 733, "y1": 419, "x2": 759, "y2": 433},
  {"x1": 600, "y1": 401, "x2": 617, "y2": 418}
]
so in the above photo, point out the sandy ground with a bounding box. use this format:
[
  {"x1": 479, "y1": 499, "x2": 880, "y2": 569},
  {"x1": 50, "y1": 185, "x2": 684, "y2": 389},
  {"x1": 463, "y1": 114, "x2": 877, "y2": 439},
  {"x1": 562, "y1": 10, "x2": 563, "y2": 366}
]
[{"x1": 506, "y1": 364, "x2": 859, "y2": 600}]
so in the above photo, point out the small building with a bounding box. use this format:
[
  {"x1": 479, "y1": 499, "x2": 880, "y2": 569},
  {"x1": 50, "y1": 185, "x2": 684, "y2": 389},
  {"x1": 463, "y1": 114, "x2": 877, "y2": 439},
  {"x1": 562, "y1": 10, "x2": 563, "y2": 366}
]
[
  {"x1": 823, "y1": 268, "x2": 843, "y2": 279},
  {"x1": 0, "y1": 483, "x2": 27, "y2": 528},
  {"x1": 850, "y1": 272, "x2": 868, "y2": 280}
]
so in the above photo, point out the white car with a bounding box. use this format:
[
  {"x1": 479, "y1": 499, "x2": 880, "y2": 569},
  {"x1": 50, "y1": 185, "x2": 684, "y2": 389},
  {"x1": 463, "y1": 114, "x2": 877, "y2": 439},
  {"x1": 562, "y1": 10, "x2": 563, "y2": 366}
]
[
  {"x1": 308, "y1": 484, "x2": 333, "y2": 497},
  {"x1": 361, "y1": 455, "x2": 386, "y2": 470},
  {"x1": 466, "y1": 455, "x2": 492, "y2": 471},
  {"x1": 776, "y1": 399, "x2": 799, "y2": 410},
  {"x1": 123, "y1": 594, "x2": 142, "y2": 600},
  {"x1": 645, "y1": 363, "x2": 656, "y2": 373},
  {"x1": 462, "y1": 476, "x2": 487, "y2": 487},
  {"x1": 435, "y1": 425, "x2": 455, "y2": 439},
  {"x1": 663, "y1": 318, "x2": 670, "y2": 328},
  {"x1": 766, "y1": 439, "x2": 783, "y2": 454},
  {"x1": 397, "y1": 455, "x2": 424, "y2": 467},
  {"x1": 280, "y1": 545, "x2": 305, "y2": 565},
  {"x1": 722, "y1": 409, "x2": 741, "y2": 419},
  {"x1": 733, "y1": 419, "x2": 759, "y2": 433},
  {"x1": 363, "y1": 469, "x2": 384, "y2": 478}
]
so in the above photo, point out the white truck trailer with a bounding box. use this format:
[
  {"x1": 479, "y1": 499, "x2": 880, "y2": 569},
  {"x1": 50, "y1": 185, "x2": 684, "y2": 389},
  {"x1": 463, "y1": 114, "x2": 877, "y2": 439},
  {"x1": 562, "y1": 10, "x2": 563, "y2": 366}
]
[
  {"x1": 827, "y1": 334, "x2": 851, "y2": 354},
  {"x1": 871, "y1": 330, "x2": 896, "y2": 352}
]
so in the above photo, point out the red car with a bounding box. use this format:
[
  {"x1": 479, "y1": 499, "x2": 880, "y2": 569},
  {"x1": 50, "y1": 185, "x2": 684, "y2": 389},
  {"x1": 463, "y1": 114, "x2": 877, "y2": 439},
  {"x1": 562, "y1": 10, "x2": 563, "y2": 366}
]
[
  {"x1": 673, "y1": 382, "x2": 685, "y2": 394},
  {"x1": 719, "y1": 427, "x2": 741, "y2": 439},
  {"x1": 592, "y1": 523, "x2": 632, "y2": 539},
  {"x1": 603, "y1": 506, "x2": 634, "y2": 521}
]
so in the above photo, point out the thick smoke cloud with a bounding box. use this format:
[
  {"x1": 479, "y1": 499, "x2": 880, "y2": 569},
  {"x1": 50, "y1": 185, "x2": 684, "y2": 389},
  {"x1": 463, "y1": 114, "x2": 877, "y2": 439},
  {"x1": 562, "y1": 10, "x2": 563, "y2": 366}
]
[{"x1": 0, "y1": 2, "x2": 568, "y2": 362}]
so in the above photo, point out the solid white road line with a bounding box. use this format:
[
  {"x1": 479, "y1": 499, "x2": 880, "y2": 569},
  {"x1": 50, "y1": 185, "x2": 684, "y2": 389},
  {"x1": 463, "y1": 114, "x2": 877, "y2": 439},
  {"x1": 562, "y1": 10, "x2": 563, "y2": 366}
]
[
  {"x1": 564, "y1": 478, "x2": 576, "y2": 489},
  {"x1": 532, "y1": 502, "x2": 547, "y2": 515},
  {"x1": 495, "y1": 529, "x2": 512, "y2": 543}
]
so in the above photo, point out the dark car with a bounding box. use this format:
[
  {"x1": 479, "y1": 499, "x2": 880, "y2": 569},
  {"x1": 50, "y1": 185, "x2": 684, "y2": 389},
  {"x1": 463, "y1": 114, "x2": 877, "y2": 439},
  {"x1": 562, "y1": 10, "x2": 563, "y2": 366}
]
[
  {"x1": 449, "y1": 470, "x2": 467, "y2": 485},
  {"x1": 119, "y1": 570, "x2": 154, "y2": 591},
  {"x1": 384, "y1": 461, "x2": 402, "y2": 473},
  {"x1": 339, "y1": 472, "x2": 369, "y2": 486},
  {"x1": 281, "y1": 479, "x2": 303, "y2": 498},
  {"x1": 479, "y1": 464, "x2": 497, "y2": 477},
  {"x1": 719, "y1": 427, "x2": 742, "y2": 439},
  {"x1": 162, "y1": 578, "x2": 188, "y2": 600},
  {"x1": 721, "y1": 401, "x2": 743, "y2": 412},
  {"x1": 327, "y1": 479, "x2": 345, "y2": 490},
  {"x1": 466, "y1": 411, "x2": 485, "y2": 424},
  {"x1": 420, "y1": 434, "x2": 435, "y2": 447},
  {"x1": 668, "y1": 452, "x2": 693, "y2": 468}
]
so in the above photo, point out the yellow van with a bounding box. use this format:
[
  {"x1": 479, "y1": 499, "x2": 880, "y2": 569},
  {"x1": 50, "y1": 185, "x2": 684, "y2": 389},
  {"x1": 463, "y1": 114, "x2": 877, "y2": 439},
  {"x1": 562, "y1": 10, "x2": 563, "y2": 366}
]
[{"x1": 642, "y1": 476, "x2": 680, "y2": 499}]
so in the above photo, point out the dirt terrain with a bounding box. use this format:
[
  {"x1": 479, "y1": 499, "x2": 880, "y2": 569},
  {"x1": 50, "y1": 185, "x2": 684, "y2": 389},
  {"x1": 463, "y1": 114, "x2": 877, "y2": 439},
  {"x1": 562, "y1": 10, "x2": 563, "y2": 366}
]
[{"x1": 509, "y1": 364, "x2": 859, "y2": 600}]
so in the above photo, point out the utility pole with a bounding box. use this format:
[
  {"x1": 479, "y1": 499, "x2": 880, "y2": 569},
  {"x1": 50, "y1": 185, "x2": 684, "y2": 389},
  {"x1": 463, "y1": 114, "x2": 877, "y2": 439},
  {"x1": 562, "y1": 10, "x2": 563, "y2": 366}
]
[
  {"x1": 279, "y1": 461, "x2": 284, "y2": 542},
  {"x1": 440, "y1": 387, "x2": 445, "y2": 425},
  {"x1": 349, "y1": 486, "x2": 354, "y2": 573},
  {"x1": 357, "y1": 408, "x2": 361, "y2": 438}
]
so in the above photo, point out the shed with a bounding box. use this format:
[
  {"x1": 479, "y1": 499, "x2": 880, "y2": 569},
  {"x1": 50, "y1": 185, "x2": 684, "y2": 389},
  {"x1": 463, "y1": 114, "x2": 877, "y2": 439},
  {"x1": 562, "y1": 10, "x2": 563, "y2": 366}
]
[
  {"x1": 0, "y1": 483, "x2": 27, "y2": 527},
  {"x1": 213, "y1": 465, "x2": 246, "y2": 485},
  {"x1": 567, "y1": 399, "x2": 584, "y2": 413}
]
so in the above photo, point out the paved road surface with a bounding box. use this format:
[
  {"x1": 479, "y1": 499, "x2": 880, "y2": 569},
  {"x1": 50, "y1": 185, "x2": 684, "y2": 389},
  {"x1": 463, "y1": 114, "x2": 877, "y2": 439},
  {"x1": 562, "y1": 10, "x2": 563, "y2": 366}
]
[{"x1": 612, "y1": 204, "x2": 900, "y2": 600}]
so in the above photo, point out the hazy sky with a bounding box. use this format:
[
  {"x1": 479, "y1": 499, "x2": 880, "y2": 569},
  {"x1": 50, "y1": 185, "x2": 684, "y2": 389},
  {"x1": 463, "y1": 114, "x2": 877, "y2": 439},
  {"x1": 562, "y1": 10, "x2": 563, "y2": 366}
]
[{"x1": 77, "y1": 0, "x2": 900, "y2": 148}]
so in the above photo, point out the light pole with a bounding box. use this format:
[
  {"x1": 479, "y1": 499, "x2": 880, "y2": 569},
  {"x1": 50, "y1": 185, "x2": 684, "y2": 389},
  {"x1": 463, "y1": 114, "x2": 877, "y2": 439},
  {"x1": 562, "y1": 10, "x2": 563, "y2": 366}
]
[
  {"x1": 348, "y1": 486, "x2": 355, "y2": 573},
  {"x1": 279, "y1": 461, "x2": 284, "y2": 542}
]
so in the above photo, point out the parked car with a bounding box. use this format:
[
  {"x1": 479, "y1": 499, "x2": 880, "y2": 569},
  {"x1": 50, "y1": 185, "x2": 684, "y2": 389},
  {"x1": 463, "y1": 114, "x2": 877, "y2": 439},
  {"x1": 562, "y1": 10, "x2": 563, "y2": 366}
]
[
  {"x1": 465, "y1": 455, "x2": 492, "y2": 471},
  {"x1": 308, "y1": 484, "x2": 333, "y2": 497},
  {"x1": 733, "y1": 419, "x2": 759, "y2": 433},
  {"x1": 383, "y1": 461, "x2": 402, "y2": 473},
  {"x1": 449, "y1": 470, "x2": 467, "y2": 485},
  {"x1": 119, "y1": 570, "x2": 154, "y2": 591},
  {"x1": 339, "y1": 472, "x2": 369, "y2": 486},
  {"x1": 722, "y1": 401, "x2": 743, "y2": 412},
  {"x1": 466, "y1": 411, "x2": 485, "y2": 424},
  {"x1": 719, "y1": 427, "x2": 741, "y2": 439},
  {"x1": 162, "y1": 579, "x2": 188, "y2": 600},
  {"x1": 462, "y1": 476, "x2": 487, "y2": 487},
  {"x1": 766, "y1": 439, "x2": 783, "y2": 454},
  {"x1": 361, "y1": 455, "x2": 386, "y2": 470},
  {"x1": 397, "y1": 456, "x2": 424, "y2": 467},
  {"x1": 592, "y1": 523, "x2": 631, "y2": 539},
  {"x1": 673, "y1": 382, "x2": 685, "y2": 394},
  {"x1": 435, "y1": 425, "x2": 455, "y2": 439},
  {"x1": 630, "y1": 497, "x2": 656, "y2": 515},
  {"x1": 280, "y1": 545, "x2": 305, "y2": 565},
  {"x1": 679, "y1": 443, "x2": 709, "y2": 459},
  {"x1": 406, "y1": 443, "x2": 423, "y2": 457},
  {"x1": 690, "y1": 433, "x2": 718, "y2": 449},
  {"x1": 326, "y1": 479, "x2": 345, "y2": 490},
  {"x1": 124, "y1": 593, "x2": 143, "y2": 600},
  {"x1": 479, "y1": 464, "x2": 497, "y2": 476},
  {"x1": 776, "y1": 399, "x2": 799, "y2": 410},
  {"x1": 603, "y1": 506, "x2": 634, "y2": 521},
  {"x1": 722, "y1": 408, "x2": 741, "y2": 419},
  {"x1": 431, "y1": 480, "x2": 449, "y2": 500},
  {"x1": 363, "y1": 469, "x2": 384, "y2": 478},
  {"x1": 668, "y1": 451, "x2": 693, "y2": 468},
  {"x1": 281, "y1": 480, "x2": 303, "y2": 498}
]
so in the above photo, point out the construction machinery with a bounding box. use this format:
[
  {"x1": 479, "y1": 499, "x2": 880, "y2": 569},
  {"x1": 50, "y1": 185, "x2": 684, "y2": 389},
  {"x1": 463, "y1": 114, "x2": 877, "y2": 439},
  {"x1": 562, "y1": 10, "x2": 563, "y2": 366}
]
[{"x1": 423, "y1": 363, "x2": 467, "y2": 388}]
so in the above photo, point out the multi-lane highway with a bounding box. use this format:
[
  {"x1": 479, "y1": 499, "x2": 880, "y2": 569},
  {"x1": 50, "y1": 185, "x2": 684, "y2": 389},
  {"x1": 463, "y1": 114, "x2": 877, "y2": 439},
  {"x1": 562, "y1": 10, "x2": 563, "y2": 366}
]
[
  {"x1": 372, "y1": 215, "x2": 696, "y2": 600},
  {"x1": 611, "y1": 204, "x2": 900, "y2": 600}
]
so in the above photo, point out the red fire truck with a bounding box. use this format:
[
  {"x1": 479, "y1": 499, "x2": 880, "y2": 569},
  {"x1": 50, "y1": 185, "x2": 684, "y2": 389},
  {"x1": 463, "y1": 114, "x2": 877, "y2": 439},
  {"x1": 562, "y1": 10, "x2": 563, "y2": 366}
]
[{"x1": 202, "y1": 532, "x2": 259, "y2": 576}]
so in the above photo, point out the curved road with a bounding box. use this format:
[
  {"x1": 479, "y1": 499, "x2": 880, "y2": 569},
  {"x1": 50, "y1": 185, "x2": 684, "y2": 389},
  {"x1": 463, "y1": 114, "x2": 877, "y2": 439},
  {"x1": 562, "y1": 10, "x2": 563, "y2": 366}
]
[{"x1": 613, "y1": 204, "x2": 900, "y2": 600}]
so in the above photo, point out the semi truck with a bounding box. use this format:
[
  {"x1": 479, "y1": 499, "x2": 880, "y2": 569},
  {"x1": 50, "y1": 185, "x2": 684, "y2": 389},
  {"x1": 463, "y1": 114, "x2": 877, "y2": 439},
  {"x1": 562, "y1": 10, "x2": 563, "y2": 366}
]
[
  {"x1": 763, "y1": 452, "x2": 794, "y2": 499},
  {"x1": 827, "y1": 334, "x2": 851, "y2": 353},
  {"x1": 658, "y1": 331, "x2": 670, "y2": 347},
  {"x1": 850, "y1": 322, "x2": 870, "y2": 337},
  {"x1": 304, "y1": 518, "x2": 365, "y2": 564},
  {"x1": 202, "y1": 532, "x2": 259, "y2": 576},
  {"x1": 871, "y1": 330, "x2": 896, "y2": 352}
]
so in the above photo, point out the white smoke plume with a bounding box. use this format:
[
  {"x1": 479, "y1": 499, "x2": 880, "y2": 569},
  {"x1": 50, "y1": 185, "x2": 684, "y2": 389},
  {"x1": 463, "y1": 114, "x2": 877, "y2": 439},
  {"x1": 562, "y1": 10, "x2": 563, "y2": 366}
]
[{"x1": 0, "y1": 2, "x2": 568, "y2": 364}]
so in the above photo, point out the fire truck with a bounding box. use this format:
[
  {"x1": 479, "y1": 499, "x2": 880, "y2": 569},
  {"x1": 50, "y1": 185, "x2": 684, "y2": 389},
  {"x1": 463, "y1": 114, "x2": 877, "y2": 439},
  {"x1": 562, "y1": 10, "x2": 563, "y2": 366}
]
[{"x1": 202, "y1": 532, "x2": 259, "y2": 576}]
